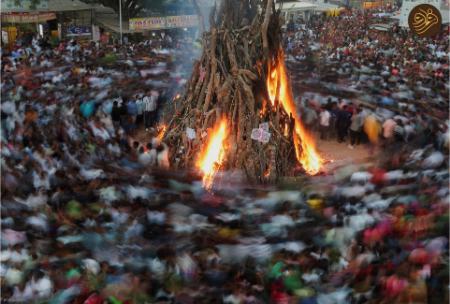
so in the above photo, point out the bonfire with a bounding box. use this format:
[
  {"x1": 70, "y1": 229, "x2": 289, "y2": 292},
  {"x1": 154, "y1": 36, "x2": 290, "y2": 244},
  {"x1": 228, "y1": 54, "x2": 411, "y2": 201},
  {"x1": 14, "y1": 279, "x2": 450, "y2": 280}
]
[{"x1": 164, "y1": 0, "x2": 323, "y2": 187}]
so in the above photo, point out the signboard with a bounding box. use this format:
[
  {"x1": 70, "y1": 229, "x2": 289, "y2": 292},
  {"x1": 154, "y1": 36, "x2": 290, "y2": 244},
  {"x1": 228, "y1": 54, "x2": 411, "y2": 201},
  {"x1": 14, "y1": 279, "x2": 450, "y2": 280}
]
[
  {"x1": 363, "y1": 1, "x2": 383, "y2": 9},
  {"x1": 166, "y1": 15, "x2": 198, "y2": 28},
  {"x1": 67, "y1": 25, "x2": 92, "y2": 37},
  {"x1": 1, "y1": 12, "x2": 56, "y2": 23},
  {"x1": 1, "y1": 0, "x2": 48, "y2": 11},
  {"x1": 129, "y1": 15, "x2": 199, "y2": 31},
  {"x1": 129, "y1": 17, "x2": 166, "y2": 31}
]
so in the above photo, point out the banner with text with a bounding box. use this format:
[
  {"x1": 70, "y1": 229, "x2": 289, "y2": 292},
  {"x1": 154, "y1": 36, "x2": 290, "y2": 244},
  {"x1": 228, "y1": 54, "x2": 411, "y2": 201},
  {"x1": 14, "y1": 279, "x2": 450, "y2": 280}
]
[
  {"x1": 1, "y1": 12, "x2": 56, "y2": 23},
  {"x1": 67, "y1": 25, "x2": 92, "y2": 37},
  {"x1": 129, "y1": 15, "x2": 198, "y2": 31}
]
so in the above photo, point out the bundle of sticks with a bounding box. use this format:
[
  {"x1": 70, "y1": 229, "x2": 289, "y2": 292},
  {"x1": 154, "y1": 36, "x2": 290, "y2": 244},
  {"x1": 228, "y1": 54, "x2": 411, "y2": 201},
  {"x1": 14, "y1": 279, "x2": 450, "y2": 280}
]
[{"x1": 164, "y1": 0, "x2": 300, "y2": 182}]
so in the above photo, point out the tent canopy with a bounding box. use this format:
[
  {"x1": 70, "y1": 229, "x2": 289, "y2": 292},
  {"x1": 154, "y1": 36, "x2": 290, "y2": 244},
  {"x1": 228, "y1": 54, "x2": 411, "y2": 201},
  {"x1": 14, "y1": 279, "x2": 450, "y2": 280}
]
[
  {"x1": 277, "y1": 2, "x2": 317, "y2": 12},
  {"x1": 95, "y1": 15, "x2": 132, "y2": 34}
]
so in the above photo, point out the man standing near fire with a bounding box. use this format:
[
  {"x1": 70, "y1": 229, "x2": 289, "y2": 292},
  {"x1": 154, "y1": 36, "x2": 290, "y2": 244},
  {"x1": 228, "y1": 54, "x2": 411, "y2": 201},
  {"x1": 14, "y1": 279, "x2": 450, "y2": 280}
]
[
  {"x1": 143, "y1": 90, "x2": 159, "y2": 131},
  {"x1": 336, "y1": 105, "x2": 352, "y2": 143},
  {"x1": 319, "y1": 105, "x2": 331, "y2": 140}
]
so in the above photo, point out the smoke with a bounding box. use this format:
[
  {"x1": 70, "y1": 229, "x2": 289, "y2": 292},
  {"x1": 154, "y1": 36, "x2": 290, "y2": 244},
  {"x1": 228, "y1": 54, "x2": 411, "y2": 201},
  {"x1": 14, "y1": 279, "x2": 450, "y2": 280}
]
[
  {"x1": 192, "y1": 0, "x2": 217, "y2": 35},
  {"x1": 167, "y1": 0, "x2": 216, "y2": 90}
]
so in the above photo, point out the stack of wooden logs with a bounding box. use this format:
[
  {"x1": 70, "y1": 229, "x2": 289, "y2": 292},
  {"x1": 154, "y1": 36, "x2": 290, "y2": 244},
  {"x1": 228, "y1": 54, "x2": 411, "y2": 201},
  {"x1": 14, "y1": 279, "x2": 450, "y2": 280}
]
[{"x1": 163, "y1": 0, "x2": 300, "y2": 182}]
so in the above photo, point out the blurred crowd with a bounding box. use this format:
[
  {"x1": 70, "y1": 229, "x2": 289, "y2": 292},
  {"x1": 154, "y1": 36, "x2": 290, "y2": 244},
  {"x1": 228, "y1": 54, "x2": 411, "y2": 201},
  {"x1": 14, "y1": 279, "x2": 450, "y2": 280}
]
[
  {"x1": 285, "y1": 9, "x2": 449, "y2": 151},
  {"x1": 1, "y1": 8, "x2": 449, "y2": 304},
  {"x1": 298, "y1": 97, "x2": 449, "y2": 153}
]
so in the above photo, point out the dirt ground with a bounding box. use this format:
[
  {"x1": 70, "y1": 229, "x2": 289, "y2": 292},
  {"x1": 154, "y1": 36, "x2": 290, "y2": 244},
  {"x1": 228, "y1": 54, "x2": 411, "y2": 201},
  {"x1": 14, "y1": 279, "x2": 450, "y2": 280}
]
[
  {"x1": 314, "y1": 135, "x2": 373, "y2": 173},
  {"x1": 317, "y1": 139, "x2": 370, "y2": 162}
]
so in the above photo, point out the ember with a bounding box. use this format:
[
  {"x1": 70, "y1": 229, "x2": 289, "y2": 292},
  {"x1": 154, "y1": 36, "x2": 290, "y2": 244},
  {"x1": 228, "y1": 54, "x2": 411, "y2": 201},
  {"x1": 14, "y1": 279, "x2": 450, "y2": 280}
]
[
  {"x1": 264, "y1": 167, "x2": 271, "y2": 178},
  {"x1": 157, "y1": 124, "x2": 167, "y2": 141}
]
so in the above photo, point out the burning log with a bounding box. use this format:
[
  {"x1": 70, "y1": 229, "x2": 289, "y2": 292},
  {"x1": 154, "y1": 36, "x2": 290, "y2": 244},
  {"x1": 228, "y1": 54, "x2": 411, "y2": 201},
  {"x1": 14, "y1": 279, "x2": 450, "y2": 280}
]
[{"x1": 164, "y1": 0, "x2": 323, "y2": 186}]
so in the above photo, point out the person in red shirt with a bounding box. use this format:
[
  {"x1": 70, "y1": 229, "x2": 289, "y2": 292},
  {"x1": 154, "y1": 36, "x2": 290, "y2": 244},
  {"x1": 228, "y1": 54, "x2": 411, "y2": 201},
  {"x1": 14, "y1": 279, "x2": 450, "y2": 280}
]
[{"x1": 370, "y1": 167, "x2": 386, "y2": 187}]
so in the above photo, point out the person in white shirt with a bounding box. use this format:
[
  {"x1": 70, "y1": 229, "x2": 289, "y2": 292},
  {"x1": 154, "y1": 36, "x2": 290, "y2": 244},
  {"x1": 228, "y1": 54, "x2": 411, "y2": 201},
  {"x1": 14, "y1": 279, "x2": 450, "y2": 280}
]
[
  {"x1": 142, "y1": 90, "x2": 158, "y2": 130},
  {"x1": 142, "y1": 96, "x2": 150, "y2": 130},
  {"x1": 319, "y1": 106, "x2": 331, "y2": 140},
  {"x1": 138, "y1": 143, "x2": 157, "y2": 167},
  {"x1": 135, "y1": 95, "x2": 144, "y2": 126},
  {"x1": 156, "y1": 143, "x2": 170, "y2": 169},
  {"x1": 137, "y1": 146, "x2": 151, "y2": 166}
]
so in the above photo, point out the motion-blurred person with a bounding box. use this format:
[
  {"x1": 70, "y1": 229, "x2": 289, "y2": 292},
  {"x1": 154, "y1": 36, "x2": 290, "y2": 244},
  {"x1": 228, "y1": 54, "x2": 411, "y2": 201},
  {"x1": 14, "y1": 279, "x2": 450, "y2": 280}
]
[
  {"x1": 319, "y1": 105, "x2": 331, "y2": 140},
  {"x1": 336, "y1": 105, "x2": 352, "y2": 143},
  {"x1": 348, "y1": 107, "x2": 364, "y2": 149}
]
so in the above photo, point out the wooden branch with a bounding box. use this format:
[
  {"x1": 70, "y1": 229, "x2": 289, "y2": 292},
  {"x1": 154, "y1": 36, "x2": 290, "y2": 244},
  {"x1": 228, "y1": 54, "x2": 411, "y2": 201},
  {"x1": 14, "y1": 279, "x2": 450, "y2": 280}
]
[
  {"x1": 262, "y1": 0, "x2": 273, "y2": 58},
  {"x1": 203, "y1": 29, "x2": 218, "y2": 112},
  {"x1": 163, "y1": 0, "x2": 302, "y2": 181},
  {"x1": 196, "y1": 61, "x2": 211, "y2": 109},
  {"x1": 238, "y1": 75, "x2": 255, "y2": 116},
  {"x1": 270, "y1": 120, "x2": 290, "y2": 143},
  {"x1": 225, "y1": 33, "x2": 238, "y2": 74}
]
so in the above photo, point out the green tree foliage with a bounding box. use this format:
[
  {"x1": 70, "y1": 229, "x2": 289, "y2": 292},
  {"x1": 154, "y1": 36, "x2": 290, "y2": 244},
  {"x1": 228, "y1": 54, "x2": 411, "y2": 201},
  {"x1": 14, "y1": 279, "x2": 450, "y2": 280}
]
[{"x1": 14, "y1": 0, "x2": 42, "y2": 10}]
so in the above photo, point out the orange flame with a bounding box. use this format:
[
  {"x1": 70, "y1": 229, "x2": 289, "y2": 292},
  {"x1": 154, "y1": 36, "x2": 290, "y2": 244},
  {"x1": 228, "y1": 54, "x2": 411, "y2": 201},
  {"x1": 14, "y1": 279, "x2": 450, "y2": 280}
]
[
  {"x1": 260, "y1": 99, "x2": 268, "y2": 117},
  {"x1": 267, "y1": 69, "x2": 278, "y2": 106},
  {"x1": 196, "y1": 118, "x2": 228, "y2": 189},
  {"x1": 267, "y1": 51, "x2": 323, "y2": 175},
  {"x1": 157, "y1": 124, "x2": 166, "y2": 141}
]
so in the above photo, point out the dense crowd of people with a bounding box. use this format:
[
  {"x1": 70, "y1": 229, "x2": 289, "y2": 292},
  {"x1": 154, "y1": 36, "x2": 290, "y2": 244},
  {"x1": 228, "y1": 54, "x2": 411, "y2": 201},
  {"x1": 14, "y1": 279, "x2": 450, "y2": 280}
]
[
  {"x1": 1, "y1": 7, "x2": 449, "y2": 304},
  {"x1": 285, "y1": 9, "x2": 449, "y2": 151},
  {"x1": 299, "y1": 96, "x2": 448, "y2": 153}
]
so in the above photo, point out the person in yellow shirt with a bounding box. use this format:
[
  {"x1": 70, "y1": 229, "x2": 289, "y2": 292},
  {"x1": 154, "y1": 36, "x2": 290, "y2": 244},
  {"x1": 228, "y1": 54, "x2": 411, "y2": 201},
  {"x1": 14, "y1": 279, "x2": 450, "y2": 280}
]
[{"x1": 364, "y1": 114, "x2": 381, "y2": 155}]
